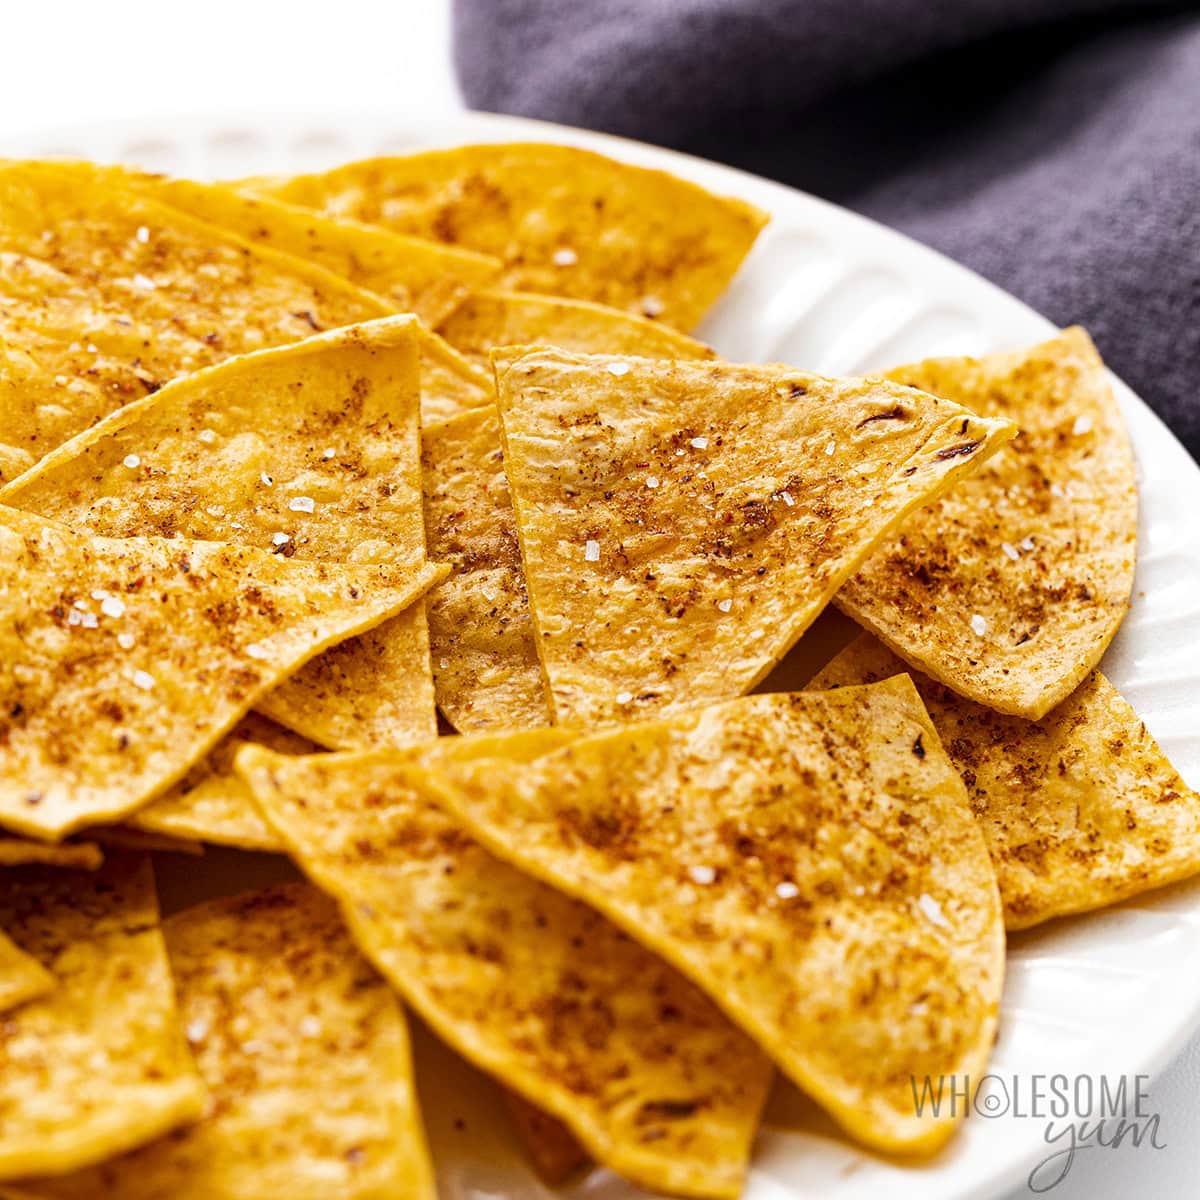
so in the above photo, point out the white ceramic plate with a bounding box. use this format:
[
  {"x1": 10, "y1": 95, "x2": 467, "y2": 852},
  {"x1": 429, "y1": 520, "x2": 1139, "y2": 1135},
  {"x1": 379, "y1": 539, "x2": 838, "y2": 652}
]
[{"x1": 4, "y1": 111, "x2": 1199, "y2": 1200}]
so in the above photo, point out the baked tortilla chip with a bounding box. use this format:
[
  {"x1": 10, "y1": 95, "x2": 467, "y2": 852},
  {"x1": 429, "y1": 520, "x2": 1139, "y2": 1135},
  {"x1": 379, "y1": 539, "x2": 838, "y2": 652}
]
[
  {"x1": 0, "y1": 159, "x2": 392, "y2": 479},
  {"x1": 422, "y1": 407, "x2": 550, "y2": 731},
  {"x1": 132, "y1": 714, "x2": 316, "y2": 851},
  {"x1": 85, "y1": 828, "x2": 203, "y2": 856},
  {"x1": 502, "y1": 1095, "x2": 588, "y2": 1185},
  {"x1": 239, "y1": 732, "x2": 774, "y2": 1200},
  {"x1": 14, "y1": 884, "x2": 435, "y2": 1200},
  {"x1": 247, "y1": 143, "x2": 768, "y2": 331},
  {"x1": 417, "y1": 682, "x2": 1004, "y2": 1155},
  {"x1": 811, "y1": 633, "x2": 1200, "y2": 929},
  {"x1": 493, "y1": 347, "x2": 1016, "y2": 726},
  {"x1": 0, "y1": 931, "x2": 53, "y2": 1016},
  {"x1": 0, "y1": 856, "x2": 206, "y2": 1180},
  {"x1": 412, "y1": 323, "x2": 492, "y2": 425},
  {"x1": 836, "y1": 328, "x2": 1137, "y2": 720},
  {"x1": 132, "y1": 171, "x2": 501, "y2": 325},
  {"x1": 2, "y1": 318, "x2": 441, "y2": 752},
  {"x1": 437, "y1": 288, "x2": 717, "y2": 371},
  {"x1": 0, "y1": 505, "x2": 443, "y2": 838},
  {"x1": 0, "y1": 837, "x2": 101, "y2": 870}
]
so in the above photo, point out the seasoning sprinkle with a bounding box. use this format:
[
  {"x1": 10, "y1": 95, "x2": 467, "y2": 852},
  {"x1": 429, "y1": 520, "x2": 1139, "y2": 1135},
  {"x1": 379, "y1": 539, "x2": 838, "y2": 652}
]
[
  {"x1": 289, "y1": 496, "x2": 316, "y2": 514},
  {"x1": 123, "y1": 453, "x2": 141, "y2": 469},
  {"x1": 584, "y1": 539, "x2": 601, "y2": 562}
]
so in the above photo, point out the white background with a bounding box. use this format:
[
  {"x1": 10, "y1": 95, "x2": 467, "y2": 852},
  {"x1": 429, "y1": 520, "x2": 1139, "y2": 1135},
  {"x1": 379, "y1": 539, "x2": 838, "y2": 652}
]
[{"x1": 1, "y1": 3, "x2": 1197, "y2": 1197}]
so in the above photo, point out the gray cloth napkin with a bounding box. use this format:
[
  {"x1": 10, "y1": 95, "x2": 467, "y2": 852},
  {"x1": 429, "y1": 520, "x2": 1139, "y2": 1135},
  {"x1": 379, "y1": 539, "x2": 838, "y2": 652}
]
[{"x1": 454, "y1": 1, "x2": 1200, "y2": 458}]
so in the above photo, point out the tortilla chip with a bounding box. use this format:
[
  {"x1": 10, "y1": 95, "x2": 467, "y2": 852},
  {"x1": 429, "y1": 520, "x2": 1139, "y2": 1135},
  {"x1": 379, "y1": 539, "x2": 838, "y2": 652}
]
[
  {"x1": 132, "y1": 714, "x2": 316, "y2": 851},
  {"x1": 247, "y1": 143, "x2": 768, "y2": 331},
  {"x1": 0, "y1": 931, "x2": 53, "y2": 1016},
  {"x1": 492, "y1": 347, "x2": 1016, "y2": 727},
  {"x1": 0, "y1": 504, "x2": 443, "y2": 838},
  {"x1": 422, "y1": 406, "x2": 550, "y2": 731},
  {"x1": 132, "y1": 171, "x2": 501, "y2": 325},
  {"x1": 0, "y1": 856, "x2": 206, "y2": 1180},
  {"x1": 417, "y1": 681, "x2": 1004, "y2": 1155},
  {"x1": 0, "y1": 159, "x2": 393, "y2": 479},
  {"x1": 811, "y1": 633, "x2": 1200, "y2": 929},
  {"x1": 503, "y1": 1094, "x2": 589, "y2": 1185},
  {"x1": 13, "y1": 884, "x2": 435, "y2": 1200},
  {"x1": 239, "y1": 732, "x2": 774, "y2": 1200},
  {"x1": 835, "y1": 328, "x2": 1137, "y2": 720},
  {"x1": 86, "y1": 828, "x2": 204, "y2": 857},
  {"x1": 412, "y1": 323, "x2": 492, "y2": 425},
  {"x1": 437, "y1": 288, "x2": 717, "y2": 370},
  {"x1": 1, "y1": 317, "x2": 442, "y2": 753},
  {"x1": 0, "y1": 837, "x2": 102, "y2": 870}
]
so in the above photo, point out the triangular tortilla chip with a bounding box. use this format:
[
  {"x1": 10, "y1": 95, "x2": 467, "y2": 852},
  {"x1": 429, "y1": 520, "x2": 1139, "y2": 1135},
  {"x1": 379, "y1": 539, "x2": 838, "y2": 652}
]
[
  {"x1": 0, "y1": 856, "x2": 206, "y2": 1180},
  {"x1": 0, "y1": 159, "x2": 394, "y2": 480},
  {"x1": 835, "y1": 328, "x2": 1137, "y2": 719},
  {"x1": 14, "y1": 883, "x2": 435, "y2": 1200},
  {"x1": 1, "y1": 318, "x2": 442, "y2": 753},
  {"x1": 246, "y1": 143, "x2": 768, "y2": 331},
  {"x1": 0, "y1": 930, "x2": 54, "y2": 1015},
  {"x1": 436, "y1": 288, "x2": 717, "y2": 370},
  {"x1": 131, "y1": 714, "x2": 315, "y2": 850},
  {"x1": 412, "y1": 323, "x2": 493, "y2": 424},
  {"x1": 130, "y1": 171, "x2": 501, "y2": 325},
  {"x1": 0, "y1": 836, "x2": 102, "y2": 870},
  {"x1": 0, "y1": 505, "x2": 443, "y2": 838},
  {"x1": 492, "y1": 347, "x2": 1016, "y2": 727},
  {"x1": 239, "y1": 732, "x2": 774, "y2": 1200},
  {"x1": 502, "y1": 1094, "x2": 589, "y2": 1185},
  {"x1": 414, "y1": 682, "x2": 1005, "y2": 1155},
  {"x1": 422, "y1": 406, "x2": 550, "y2": 731},
  {"x1": 811, "y1": 633, "x2": 1200, "y2": 929}
]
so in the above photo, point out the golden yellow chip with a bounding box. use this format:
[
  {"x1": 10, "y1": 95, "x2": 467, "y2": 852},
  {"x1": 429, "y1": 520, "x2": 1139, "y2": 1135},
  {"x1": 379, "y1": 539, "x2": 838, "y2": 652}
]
[
  {"x1": 0, "y1": 856, "x2": 206, "y2": 1180},
  {"x1": 416, "y1": 681, "x2": 1004, "y2": 1155},
  {"x1": 132, "y1": 714, "x2": 316, "y2": 851},
  {"x1": 437, "y1": 288, "x2": 717, "y2": 370},
  {"x1": 422, "y1": 406, "x2": 550, "y2": 731},
  {"x1": 0, "y1": 930, "x2": 53, "y2": 1016},
  {"x1": 0, "y1": 837, "x2": 102, "y2": 870},
  {"x1": 811, "y1": 633, "x2": 1200, "y2": 929},
  {"x1": 1, "y1": 318, "x2": 441, "y2": 753},
  {"x1": 0, "y1": 504, "x2": 443, "y2": 837},
  {"x1": 492, "y1": 347, "x2": 1016, "y2": 726},
  {"x1": 246, "y1": 143, "x2": 768, "y2": 330},
  {"x1": 13, "y1": 883, "x2": 435, "y2": 1200},
  {"x1": 132, "y1": 171, "x2": 502, "y2": 324},
  {"x1": 502, "y1": 1095, "x2": 589, "y2": 1185},
  {"x1": 412, "y1": 323, "x2": 493, "y2": 425},
  {"x1": 0, "y1": 160, "x2": 393, "y2": 481},
  {"x1": 836, "y1": 328, "x2": 1137, "y2": 719},
  {"x1": 239, "y1": 731, "x2": 774, "y2": 1200},
  {"x1": 85, "y1": 828, "x2": 203, "y2": 856}
]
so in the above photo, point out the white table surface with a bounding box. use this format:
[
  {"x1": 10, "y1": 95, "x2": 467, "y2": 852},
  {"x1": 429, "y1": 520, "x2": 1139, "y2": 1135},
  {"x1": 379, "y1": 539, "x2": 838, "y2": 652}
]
[{"x1": 1, "y1": 3, "x2": 1196, "y2": 1196}]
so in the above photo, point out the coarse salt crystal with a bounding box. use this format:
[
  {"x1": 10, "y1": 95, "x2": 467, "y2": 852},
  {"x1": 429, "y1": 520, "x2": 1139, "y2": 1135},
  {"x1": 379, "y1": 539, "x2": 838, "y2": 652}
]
[
  {"x1": 131, "y1": 670, "x2": 155, "y2": 691},
  {"x1": 584, "y1": 539, "x2": 600, "y2": 562},
  {"x1": 260, "y1": 472, "x2": 273, "y2": 486},
  {"x1": 775, "y1": 880, "x2": 800, "y2": 900},
  {"x1": 136, "y1": 226, "x2": 150, "y2": 244},
  {"x1": 1072, "y1": 415, "x2": 1093, "y2": 436},
  {"x1": 206, "y1": 506, "x2": 225, "y2": 519},
  {"x1": 272, "y1": 532, "x2": 291, "y2": 546},
  {"x1": 289, "y1": 496, "x2": 315, "y2": 514},
  {"x1": 825, "y1": 441, "x2": 836, "y2": 456},
  {"x1": 690, "y1": 436, "x2": 708, "y2": 450},
  {"x1": 81, "y1": 611, "x2": 98, "y2": 628},
  {"x1": 55, "y1": 374, "x2": 68, "y2": 386},
  {"x1": 552, "y1": 247, "x2": 578, "y2": 266},
  {"x1": 1001, "y1": 542, "x2": 1020, "y2": 562},
  {"x1": 689, "y1": 865, "x2": 717, "y2": 885},
  {"x1": 917, "y1": 893, "x2": 951, "y2": 929},
  {"x1": 91, "y1": 589, "x2": 109, "y2": 601},
  {"x1": 780, "y1": 491, "x2": 795, "y2": 507},
  {"x1": 123, "y1": 453, "x2": 141, "y2": 469},
  {"x1": 717, "y1": 598, "x2": 732, "y2": 613},
  {"x1": 117, "y1": 632, "x2": 135, "y2": 650},
  {"x1": 1020, "y1": 536, "x2": 1035, "y2": 552},
  {"x1": 969, "y1": 614, "x2": 988, "y2": 637},
  {"x1": 197, "y1": 429, "x2": 217, "y2": 444},
  {"x1": 322, "y1": 448, "x2": 336, "y2": 460},
  {"x1": 299, "y1": 1015, "x2": 322, "y2": 1038},
  {"x1": 100, "y1": 596, "x2": 125, "y2": 618},
  {"x1": 641, "y1": 296, "x2": 664, "y2": 317},
  {"x1": 605, "y1": 361, "x2": 630, "y2": 377},
  {"x1": 1050, "y1": 482, "x2": 1066, "y2": 498},
  {"x1": 132, "y1": 273, "x2": 156, "y2": 290},
  {"x1": 615, "y1": 691, "x2": 634, "y2": 705},
  {"x1": 439, "y1": 658, "x2": 450, "y2": 670},
  {"x1": 645, "y1": 476, "x2": 660, "y2": 489},
  {"x1": 245, "y1": 643, "x2": 269, "y2": 660},
  {"x1": 185, "y1": 1019, "x2": 209, "y2": 1043}
]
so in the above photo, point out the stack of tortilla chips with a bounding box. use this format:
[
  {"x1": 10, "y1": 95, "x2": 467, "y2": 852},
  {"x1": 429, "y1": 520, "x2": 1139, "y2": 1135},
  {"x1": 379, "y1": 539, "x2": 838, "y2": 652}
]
[{"x1": 0, "y1": 143, "x2": 1190, "y2": 1200}]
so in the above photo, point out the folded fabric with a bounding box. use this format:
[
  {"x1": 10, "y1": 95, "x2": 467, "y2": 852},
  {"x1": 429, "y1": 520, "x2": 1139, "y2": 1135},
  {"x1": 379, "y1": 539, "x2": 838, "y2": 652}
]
[{"x1": 454, "y1": 0, "x2": 1200, "y2": 458}]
